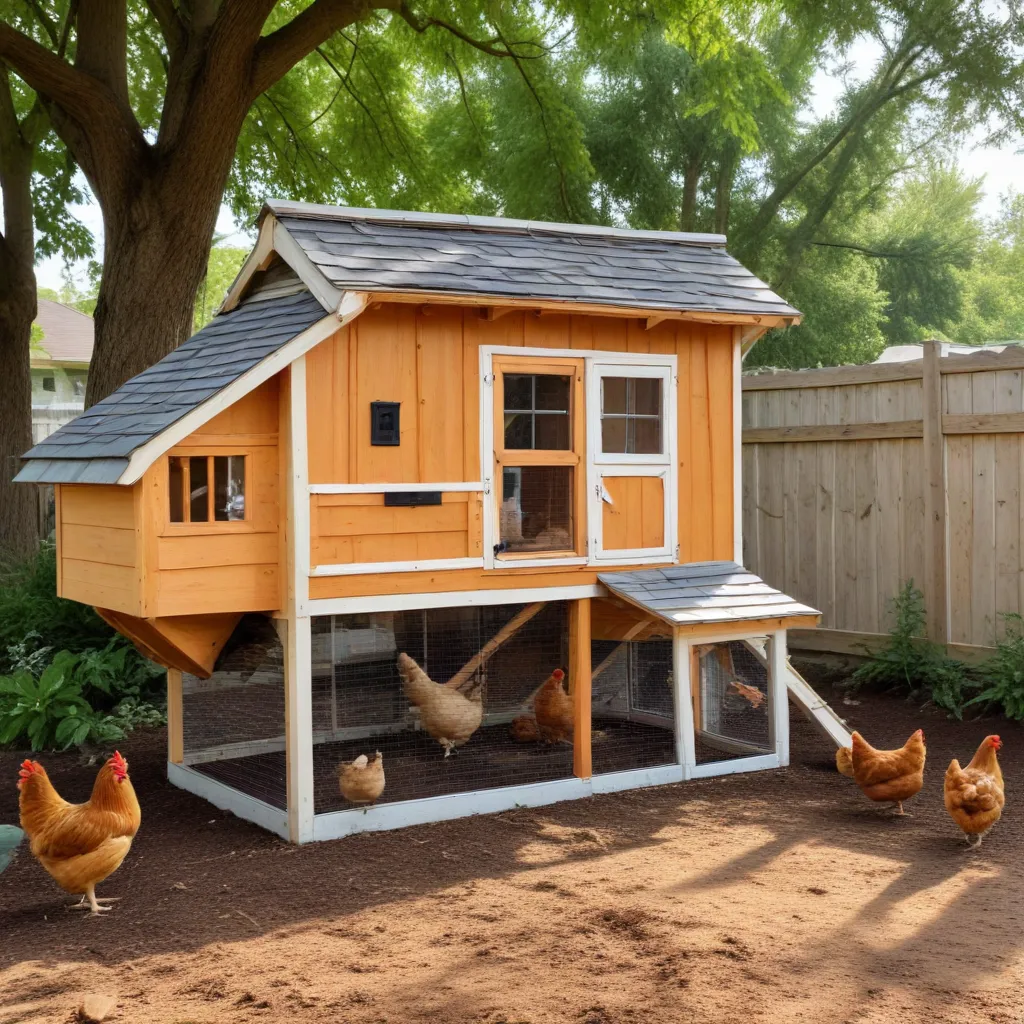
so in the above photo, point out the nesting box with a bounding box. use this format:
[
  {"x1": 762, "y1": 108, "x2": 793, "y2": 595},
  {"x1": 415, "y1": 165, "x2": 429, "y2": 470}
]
[{"x1": 17, "y1": 203, "x2": 838, "y2": 842}]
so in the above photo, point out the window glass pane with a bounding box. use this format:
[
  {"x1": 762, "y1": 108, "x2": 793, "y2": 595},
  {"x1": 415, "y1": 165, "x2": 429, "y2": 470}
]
[
  {"x1": 602, "y1": 377, "x2": 627, "y2": 414},
  {"x1": 534, "y1": 374, "x2": 570, "y2": 411},
  {"x1": 503, "y1": 374, "x2": 533, "y2": 410},
  {"x1": 601, "y1": 417, "x2": 627, "y2": 454},
  {"x1": 632, "y1": 417, "x2": 662, "y2": 455},
  {"x1": 169, "y1": 457, "x2": 185, "y2": 523},
  {"x1": 534, "y1": 412, "x2": 570, "y2": 450},
  {"x1": 214, "y1": 455, "x2": 246, "y2": 521},
  {"x1": 633, "y1": 378, "x2": 662, "y2": 416},
  {"x1": 503, "y1": 412, "x2": 533, "y2": 450},
  {"x1": 499, "y1": 466, "x2": 573, "y2": 553},
  {"x1": 189, "y1": 456, "x2": 209, "y2": 522}
]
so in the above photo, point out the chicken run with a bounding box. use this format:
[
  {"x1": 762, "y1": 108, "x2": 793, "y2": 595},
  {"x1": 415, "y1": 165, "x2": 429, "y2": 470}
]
[{"x1": 177, "y1": 602, "x2": 781, "y2": 830}]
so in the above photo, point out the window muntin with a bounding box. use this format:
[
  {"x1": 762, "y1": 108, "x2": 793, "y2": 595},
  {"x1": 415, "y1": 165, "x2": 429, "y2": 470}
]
[
  {"x1": 503, "y1": 373, "x2": 571, "y2": 450},
  {"x1": 601, "y1": 376, "x2": 663, "y2": 455},
  {"x1": 169, "y1": 454, "x2": 247, "y2": 524}
]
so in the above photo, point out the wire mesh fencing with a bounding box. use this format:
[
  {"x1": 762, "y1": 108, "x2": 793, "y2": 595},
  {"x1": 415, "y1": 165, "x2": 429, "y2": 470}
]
[
  {"x1": 694, "y1": 638, "x2": 772, "y2": 765},
  {"x1": 183, "y1": 615, "x2": 288, "y2": 809},
  {"x1": 311, "y1": 601, "x2": 574, "y2": 814},
  {"x1": 590, "y1": 638, "x2": 677, "y2": 774}
]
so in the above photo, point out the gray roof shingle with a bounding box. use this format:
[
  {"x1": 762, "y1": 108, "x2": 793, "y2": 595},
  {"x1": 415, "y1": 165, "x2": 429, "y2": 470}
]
[
  {"x1": 17, "y1": 291, "x2": 327, "y2": 484},
  {"x1": 599, "y1": 562, "x2": 819, "y2": 626},
  {"x1": 267, "y1": 203, "x2": 800, "y2": 319}
]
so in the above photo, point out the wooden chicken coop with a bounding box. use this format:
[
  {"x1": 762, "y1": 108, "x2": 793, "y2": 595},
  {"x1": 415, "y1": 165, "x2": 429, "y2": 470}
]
[{"x1": 17, "y1": 203, "x2": 838, "y2": 843}]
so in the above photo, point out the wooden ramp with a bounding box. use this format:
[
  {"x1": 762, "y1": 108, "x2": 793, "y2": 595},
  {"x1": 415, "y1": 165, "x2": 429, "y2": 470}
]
[{"x1": 784, "y1": 661, "x2": 852, "y2": 748}]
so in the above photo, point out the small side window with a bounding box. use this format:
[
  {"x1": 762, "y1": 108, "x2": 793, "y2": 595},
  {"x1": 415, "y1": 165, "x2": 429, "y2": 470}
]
[{"x1": 169, "y1": 454, "x2": 246, "y2": 524}]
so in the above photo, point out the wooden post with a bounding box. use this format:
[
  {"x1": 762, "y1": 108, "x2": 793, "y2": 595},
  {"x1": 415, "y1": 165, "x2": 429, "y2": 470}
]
[
  {"x1": 922, "y1": 339, "x2": 948, "y2": 643},
  {"x1": 167, "y1": 668, "x2": 183, "y2": 764},
  {"x1": 769, "y1": 631, "x2": 789, "y2": 766},
  {"x1": 673, "y1": 630, "x2": 696, "y2": 777},
  {"x1": 570, "y1": 598, "x2": 592, "y2": 780}
]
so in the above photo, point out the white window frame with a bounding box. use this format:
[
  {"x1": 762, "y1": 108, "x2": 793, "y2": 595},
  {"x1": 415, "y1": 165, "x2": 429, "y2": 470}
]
[
  {"x1": 480, "y1": 345, "x2": 677, "y2": 570},
  {"x1": 587, "y1": 360, "x2": 676, "y2": 565}
]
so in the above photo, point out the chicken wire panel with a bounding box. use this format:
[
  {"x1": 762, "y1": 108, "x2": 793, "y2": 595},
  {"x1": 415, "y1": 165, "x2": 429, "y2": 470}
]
[
  {"x1": 590, "y1": 638, "x2": 677, "y2": 774},
  {"x1": 184, "y1": 615, "x2": 287, "y2": 810},
  {"x1": 312, "y1": 602, "x2": 574, "y2": 814},
  {"x1": 695, "y1": 639, "x2": 772, "y2": 765}
]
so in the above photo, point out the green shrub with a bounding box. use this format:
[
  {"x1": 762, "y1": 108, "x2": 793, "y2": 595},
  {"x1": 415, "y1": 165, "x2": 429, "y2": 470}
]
[
  {"x1": 0, "y1": 639, "x2": 166, "y2": 751},
  {"x1": 966, "y1": 612, "x2": 1024, "y2": 719},
  {"x1": 852, "y1": 580, "x2": 974, "y2": 717}
]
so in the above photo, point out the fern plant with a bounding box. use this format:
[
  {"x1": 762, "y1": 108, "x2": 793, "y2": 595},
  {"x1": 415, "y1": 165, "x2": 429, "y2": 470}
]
[
  {"x1": 852, "y1": 580, "x2": 973, "y2": 718},
  {"x1": 966, "y1": 613, "x2": 1024, "y2": 719}
]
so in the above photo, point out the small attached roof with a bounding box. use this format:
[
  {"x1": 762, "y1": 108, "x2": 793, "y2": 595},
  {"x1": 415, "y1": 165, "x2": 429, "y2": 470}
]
[
  {"x1": 599, "y1": 561, "x2": 819, "y2": 627},
  {"x1": 17, "y1": 292, "x2": 329, "y2": 485},
  {"x1": 260, "y1": 201, "x2": 800, "y2": 320}
]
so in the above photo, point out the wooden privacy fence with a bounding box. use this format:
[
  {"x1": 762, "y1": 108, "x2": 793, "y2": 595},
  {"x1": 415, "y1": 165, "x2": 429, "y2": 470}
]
[{"x1": 741, "y1": 340, "x2": 1024, "y2": 652}]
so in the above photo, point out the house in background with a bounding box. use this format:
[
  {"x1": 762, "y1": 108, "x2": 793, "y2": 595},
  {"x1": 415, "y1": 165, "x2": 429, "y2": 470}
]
[{"x1": 32, "y1": 299, "x2": 92, "y2": 444}]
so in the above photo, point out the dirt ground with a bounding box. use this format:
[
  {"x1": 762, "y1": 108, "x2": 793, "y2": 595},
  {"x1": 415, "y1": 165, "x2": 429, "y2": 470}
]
[{"x1": 2, "y1": 669, "x2": 1024, "y2": 1024}]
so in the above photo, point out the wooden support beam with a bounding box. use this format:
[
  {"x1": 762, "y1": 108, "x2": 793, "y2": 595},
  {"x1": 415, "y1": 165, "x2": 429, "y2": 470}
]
[
  {"x1": 645, "y1": 315, "x2": 669, "y2": 331},
  {"x1": 922, "y1": 339, "x2": 948, "y2": 644},
  {"x1": 481, "y1": 305, "x2": 520, "y2": 322},
  {"x1": 167, "y1": 669, "x2": 184, "y2": 764},
  {"x1": 942, "y1": 411, "x2": 1024, "y2": 435},
  {"x1": 743, "y1": 420, "x2": 923, "y2": 444},
  {"x1": 570, "y1": 598, "x2": 592, "y2": 780},
  {"x1": 446, "y1": 601, "x2": 547, "y2": 690}
]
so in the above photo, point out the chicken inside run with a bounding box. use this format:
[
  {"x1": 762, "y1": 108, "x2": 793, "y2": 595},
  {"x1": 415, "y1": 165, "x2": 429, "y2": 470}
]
[{"x1": 178, "y1": 602, "x2": 778, "y2": 818}]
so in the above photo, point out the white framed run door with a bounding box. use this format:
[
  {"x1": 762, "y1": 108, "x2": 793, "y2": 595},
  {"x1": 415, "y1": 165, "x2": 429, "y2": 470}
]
[{"x1": 587, "y1": 361, "x2": 677, "y2": 565}]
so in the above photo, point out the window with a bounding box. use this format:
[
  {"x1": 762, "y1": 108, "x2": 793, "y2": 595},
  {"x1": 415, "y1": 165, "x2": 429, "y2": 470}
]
[
  {"x1": 41, "y1": 376, "x2": 56, "y2": 393},
  {"x1": 169, "y1": 455, "x2": 246, "y2": 524},
  {"x1": 601, "y1": 376, "x2": 663, "y2": 454},
  {"x1": 493, "y1": 359, "x2": 584, "y2": 558}
]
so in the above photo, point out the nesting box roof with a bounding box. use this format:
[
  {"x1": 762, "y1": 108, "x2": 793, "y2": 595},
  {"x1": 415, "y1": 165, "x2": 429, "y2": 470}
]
[
  {"x1": 598, "y1": 562, "x2": 819, "y2": 627},
  {"x1": 262, "y1": 201, "x2": 801, "y2": 319}
]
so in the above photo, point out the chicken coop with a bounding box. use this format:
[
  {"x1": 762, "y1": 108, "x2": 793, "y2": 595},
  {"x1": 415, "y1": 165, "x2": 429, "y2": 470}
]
[{"x1": 18, "y1": 202, "x2": 849, "y2": 843}]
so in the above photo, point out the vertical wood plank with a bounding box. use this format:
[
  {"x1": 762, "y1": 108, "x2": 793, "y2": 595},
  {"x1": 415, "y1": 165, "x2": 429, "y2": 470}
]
[
  {"x1": 676, "y1": 324, "x2": 693, "y2": 562},
  {"x1": 570, "y1": 598, "x2": 592, "y2": 780},
  {"x1": 854, "y1": 385, "x2": 878, "y2": 633},
  {"x1": 815, "y1": 388, "x2": 836, "y2": 628},
  {"x1": 970, "y1": 371, "x2": 997, "y2": 644},
  {"x1": 994, "y1": 369, "x2": 1021, "y2": 631},
  {"x1": 304, "y1": 335, "x2": 335, "y2": 485},
  {"x1": 832, "y1": 384, "x2": 857, "y2": 630},
  {"x1": 167, "y1": 668, "x2": 183, "y2": 764},
  {"x1": 922, "y1": 340, "x2": 949, "y2": 642},
  {"x1": 688, "y1": 327, "x2": 713, "y2": 560},
  {"x1": 707, "y1": 332, "x2": 734, "y2": 560},
  {"x1": 462, "y1": 311, "x2": 481, "y2": 482},
  {"x1": 418, "y1": 308, "x2": 466, "y2": 481}
]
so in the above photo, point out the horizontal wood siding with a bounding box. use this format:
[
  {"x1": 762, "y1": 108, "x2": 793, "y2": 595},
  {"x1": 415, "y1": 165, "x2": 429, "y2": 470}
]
[
  {"x1": 56, "y1": 484, "x2": 139, "y2": 614},
  {"x1": 306, "y1": 305, "x2": 734, "y2": 574}
]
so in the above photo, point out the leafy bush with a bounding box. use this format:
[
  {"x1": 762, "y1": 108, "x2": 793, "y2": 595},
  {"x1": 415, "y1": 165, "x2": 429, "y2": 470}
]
[
  {"x1": 966, "y1": 613, "x2": 1024, "y2": 719},
  {"x1": 0, "y1": 638, "x2": 166, "y2": 751},
  {"x1": 852, "y1": 580, "x2": 974, "y2": 717}
]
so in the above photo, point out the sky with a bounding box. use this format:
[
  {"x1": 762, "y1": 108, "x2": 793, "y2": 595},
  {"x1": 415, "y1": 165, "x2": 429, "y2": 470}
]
[{"x1": 30, "y1": 29, "x2": 1024, "y2": 293}]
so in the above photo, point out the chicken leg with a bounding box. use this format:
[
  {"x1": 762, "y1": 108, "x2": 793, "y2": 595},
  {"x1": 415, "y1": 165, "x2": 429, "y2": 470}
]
[{"x1": 68, "y1": 886, "x2": 120, "y2": 915}]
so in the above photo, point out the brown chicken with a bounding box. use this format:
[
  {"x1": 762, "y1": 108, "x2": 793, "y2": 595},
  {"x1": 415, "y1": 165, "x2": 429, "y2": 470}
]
[
  {"x1": 510, "y1": 715, "x2": 540, "y2": 742},
  {"x1": 339, "y1": 752, "x2": 385, "y2": 804},
  {"x1": 534, "y1": 669, "x2": 573, "y2": 744},
  {"x1": 944, "y1": 735, "x2": 1005, "y2": 847},
  {"x1": 850, "y1": 729, "x2": 926, "y2": 815},
  {"x1": 398, "y1": 652, "x2": 482, "y2": 756},
  {"x1": 835, "y1": 745, "x2": 855, "y2": 778},
  {"x1": 19, "y1": 752, "x2": 141, "y2": 914}
]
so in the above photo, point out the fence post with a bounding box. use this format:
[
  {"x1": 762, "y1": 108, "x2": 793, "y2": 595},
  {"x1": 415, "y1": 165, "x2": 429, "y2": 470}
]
[{"x1": 922, "y1": 339, "x2": 948, "y2": 643}]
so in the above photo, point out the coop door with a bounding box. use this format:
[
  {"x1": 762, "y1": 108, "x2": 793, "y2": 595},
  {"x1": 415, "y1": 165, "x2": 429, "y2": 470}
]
[{"x1": 587, "y1": 362, "x2": 675, "y2": 564}]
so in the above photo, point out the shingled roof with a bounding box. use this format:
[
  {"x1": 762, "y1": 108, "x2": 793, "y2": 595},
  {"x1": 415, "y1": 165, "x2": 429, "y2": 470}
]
[
  {"x1": 598, "y1": 562, "x2": 819, "y2": 626},
  {"x1": 17, "y1": 292, "x2": 327, "y2": 485},
  {"x1": 265, "y1": 202, "x2": 800, "y2": 319}
]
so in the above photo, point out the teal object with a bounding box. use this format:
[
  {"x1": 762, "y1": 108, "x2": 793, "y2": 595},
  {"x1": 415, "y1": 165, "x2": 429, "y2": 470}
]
[{"x1": 0, "y1": 824, "x2": 25, "y2": 873}]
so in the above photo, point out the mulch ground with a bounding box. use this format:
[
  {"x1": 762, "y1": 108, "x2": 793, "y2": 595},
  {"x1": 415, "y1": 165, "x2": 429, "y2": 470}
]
[{"x1": 2, "y1": 666, "x2": 1023, "y2": 1024}]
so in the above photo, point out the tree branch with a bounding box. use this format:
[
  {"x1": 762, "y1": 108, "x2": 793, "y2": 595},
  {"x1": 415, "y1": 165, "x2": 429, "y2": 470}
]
[
  {"x1": 811, "y1": 240, "x2": 917, "y2": 259},
  {"x1": 75, "y1": 0, "x2": 132, "y2": 115},
  {"x1": 251, "y1": 0, "x2": 371, "y2": 99},
  {"x1": 143, "y1": 0, "x2": 187, "y2": 56},
  {"x1": 395, "y1": 2, "x2": 546, "y2": 59}
]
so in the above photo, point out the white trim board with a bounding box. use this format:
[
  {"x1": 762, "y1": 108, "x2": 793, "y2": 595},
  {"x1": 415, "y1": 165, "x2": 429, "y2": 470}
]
[
  {"x1": 306, "y1": 583, "x2": 606, "y2": 617},
  {"x1": 689, "y1": 753, "x2": 781, "y2": 779},
  {"x1": 310, "y1": 556, "x2": 484, "y2": 577},
  {"x1": 732, "y1": 331, "x2": 743, "y2": 564},
  {"x1": 310, "y1": 482, "x2": 483, "y2": 494},
  {"x1": 167, "y1": 762, "x2": 289, "y2": 839},
  {"x1": 118, "y1": 292, "x2": 368, "y2": 485}
]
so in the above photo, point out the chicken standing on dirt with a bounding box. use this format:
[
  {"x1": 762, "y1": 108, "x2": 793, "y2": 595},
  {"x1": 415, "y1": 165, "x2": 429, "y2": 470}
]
[
  {"x1": 398, "y1": 652, "x2": 482, "y2": 756},
  {"x1": 339, "y1": 752, "x2": 385, "y2": 804},
  {"x1": 850, "y1": 729, "x2": 926, "y2": 815},
  {"x1": 534, "y1": 669, "x2": 574, "y2": 744},
  {"x1": 944, "y1": 735, "x2": 1005, "y2": 848},
  {"x1": 18, "y1": 752, "x2": 141, "y2": 914}
]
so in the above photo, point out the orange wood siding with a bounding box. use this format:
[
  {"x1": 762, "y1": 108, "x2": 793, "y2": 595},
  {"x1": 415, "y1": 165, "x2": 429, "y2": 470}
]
[
  {"x1": 144, "y1": 376, "x2": 282, "y2": 617},
  {"x1": 602, "y1": 476, "x2": 666, "y2": 551},
  {"x1": 305, "y1": 305, "x2": 735, "y2": 580},
  {"x1": 56, "y1": 484, "x2": 139, "y2": 614}
]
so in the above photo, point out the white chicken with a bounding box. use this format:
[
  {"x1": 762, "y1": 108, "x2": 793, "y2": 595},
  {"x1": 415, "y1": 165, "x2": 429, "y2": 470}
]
[
  {"x1": 339, "y1": 751, "x2": 385, "y2": 804},
  {"x1": 397, "y1": 652, "x2": 483, "y2": 756}
]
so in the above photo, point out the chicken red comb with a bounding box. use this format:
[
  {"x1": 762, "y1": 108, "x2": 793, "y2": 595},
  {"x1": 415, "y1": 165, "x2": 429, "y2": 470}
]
[
  {"x1": 110, "y1": 751, "x2": 128, "y2": 774},
  {"x1": 552, "y1": 669, "x2": 565, "y2": 680},
  {"x1": 17, "y1": 760, "x2": 41, "y2": 788}
]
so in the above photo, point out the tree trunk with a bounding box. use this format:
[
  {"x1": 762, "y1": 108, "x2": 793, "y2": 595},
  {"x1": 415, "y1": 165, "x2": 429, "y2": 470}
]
[
  {"x1": 679, "y1": 154, "x2": 702, "y2": 232},
  {"x1": 713, "y1": 141, "x2": 738, "y2": 236},
  {"x1": 0, "y1": 235, "x2": 40, "y2": 560}
]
